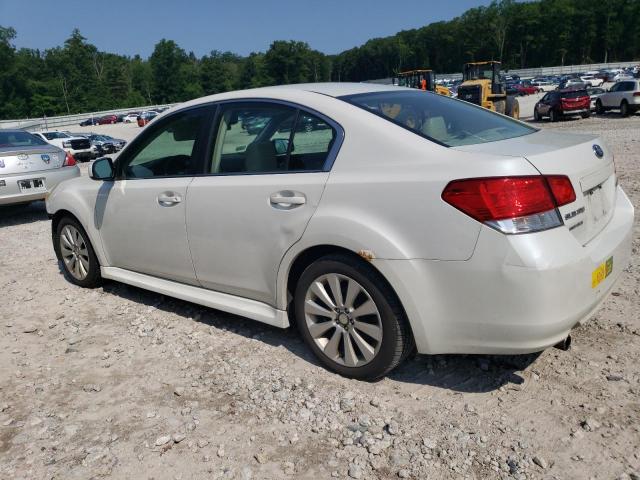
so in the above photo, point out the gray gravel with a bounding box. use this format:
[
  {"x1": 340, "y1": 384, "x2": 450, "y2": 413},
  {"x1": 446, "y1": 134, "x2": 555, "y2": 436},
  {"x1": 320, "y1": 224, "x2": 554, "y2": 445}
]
[{"x1": 1, "y1": 113, "x2": 639, "y2": 479}]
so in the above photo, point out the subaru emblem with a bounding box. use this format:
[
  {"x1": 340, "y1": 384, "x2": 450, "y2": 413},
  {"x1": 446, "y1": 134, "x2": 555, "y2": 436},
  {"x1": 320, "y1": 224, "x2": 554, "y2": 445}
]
[
  {"x1": 592, "y1": 144, "x2": 604, "y2": 158},
  {"x1": 41, "y1": 154, "x2": 50, "y2": 164}
]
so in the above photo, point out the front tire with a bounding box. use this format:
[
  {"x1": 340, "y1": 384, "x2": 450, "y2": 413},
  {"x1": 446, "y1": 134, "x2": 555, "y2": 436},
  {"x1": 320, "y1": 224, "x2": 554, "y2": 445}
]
[
  {"x1": 595, "y1": 99, "x2": 605, "y2": 115},
  {"x1": 533, "y1": 106, "x2": 541, "y2": 121},
  {"x1": 294, "y1": 254, "x2": 414, "y2": 380},
  {"x1": 53, "y1": 216, "x2": 102, "y2": 288},
  {"x1": 550, "y1": 109, "x2": 559, "y2": 122}
]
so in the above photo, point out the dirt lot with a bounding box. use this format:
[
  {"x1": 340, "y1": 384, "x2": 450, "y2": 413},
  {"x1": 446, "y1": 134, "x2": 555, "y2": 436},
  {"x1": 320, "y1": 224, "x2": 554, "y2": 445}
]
[{"x1": 1, "y1": 112, "x2": 639, "y2": 480}]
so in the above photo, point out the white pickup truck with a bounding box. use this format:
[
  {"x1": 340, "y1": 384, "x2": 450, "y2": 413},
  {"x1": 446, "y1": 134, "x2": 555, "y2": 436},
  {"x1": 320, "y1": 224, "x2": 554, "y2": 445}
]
[
  {"x1": 33, "y1": 131, "x2": 94, "y2": 162},
  {"x1": 595, "y1": 79, "x2": 640, "y2": 117}
]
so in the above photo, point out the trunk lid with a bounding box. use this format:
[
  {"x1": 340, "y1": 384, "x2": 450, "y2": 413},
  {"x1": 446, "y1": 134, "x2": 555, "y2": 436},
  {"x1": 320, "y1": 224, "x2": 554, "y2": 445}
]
[
  {"x1": 453, "y1": 130, "x2": 616, "y2": 245},
  {"x1": 0, "y1": 146, "x2": 65, "y2": 175}
]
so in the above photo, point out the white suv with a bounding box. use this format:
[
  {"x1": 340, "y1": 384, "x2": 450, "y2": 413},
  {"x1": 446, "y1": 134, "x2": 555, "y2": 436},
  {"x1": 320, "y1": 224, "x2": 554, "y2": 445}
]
[
  {"x1": 595, "y1": 80, "x2": 640, "y2": 116},
  {"x1": 33, "y1": 131, "x2": 94, "y2": 161}
]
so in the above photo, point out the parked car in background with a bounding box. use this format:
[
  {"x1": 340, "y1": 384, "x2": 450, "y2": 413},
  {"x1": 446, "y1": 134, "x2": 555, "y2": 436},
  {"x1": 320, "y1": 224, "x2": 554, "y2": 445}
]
[
  {"x1": 98, "y1": 114, "x2": 118, "y2": 125},
  {"x1": 610, "y1": 72, "x2": 635, "y2": 83},
  {"x1": 102, "y1": 134, "x2": 126, "y2": 151},
  {"x1": 580, "y1": 75, "x2": 604, "y2": 87},
  {"x1": 33, "y1": 131, "x2": 93, "y2": 161},
  {"x1": 532, "y1": 78, "x2": 557, "y2": 91},
  {"x1": 534, "y1": 89, "x2": 591, "y2": 122},
  {"x1": 595, "y1": 80, "x2": 640, "y2": 116},
  {"x1": 586, "y1": 87, "x2": 606, "y2": 110},
  {"x1": 513, "y1": 80, "x2": 541, "y2": 95},
  {"x1": 46, "y1": 83, "x2": 633, "y2": 379},
  {"x1": 69, "y1": 133, "x2": 125, "y2": 156},
  {"x1": 137, "y1": 111, "x2": 158, "y2": 127},
  {"x1": 79, "y1": 117, "x2": 100, "y2": 126},
  {"x1": 123, "y1": 112, "x2": 140, "y2": 123},
  {"x1": 0, "y1": 129, "x2": 80, "y2": 206},
  {"x1": 115, "y1": 113, "x2": 126, "y2": 123},
  {"x1": 557, "y1": 78, "x2": 588, "y2": 91}
]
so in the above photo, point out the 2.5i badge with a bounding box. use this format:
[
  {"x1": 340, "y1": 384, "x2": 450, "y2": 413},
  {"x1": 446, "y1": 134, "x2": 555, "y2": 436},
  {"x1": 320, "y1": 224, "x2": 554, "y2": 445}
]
[{"x1": 591, "y1": 256, "x2": 613, "y2": 288}]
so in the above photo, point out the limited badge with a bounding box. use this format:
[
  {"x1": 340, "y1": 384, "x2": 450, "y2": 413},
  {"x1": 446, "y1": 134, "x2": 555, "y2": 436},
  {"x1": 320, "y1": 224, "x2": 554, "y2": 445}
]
[
  {"x1": 17, "y1": 153, "x2": 28, "y2": 161},
  {"x1": 41, "y1": 154, "x2": 50, "y2": 164}
]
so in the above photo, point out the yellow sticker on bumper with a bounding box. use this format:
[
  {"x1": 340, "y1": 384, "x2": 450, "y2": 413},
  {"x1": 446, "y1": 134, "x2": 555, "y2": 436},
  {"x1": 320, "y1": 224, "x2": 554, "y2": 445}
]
[{"x1": 591, "y1": 257, "x2": 613, "y2": 288}]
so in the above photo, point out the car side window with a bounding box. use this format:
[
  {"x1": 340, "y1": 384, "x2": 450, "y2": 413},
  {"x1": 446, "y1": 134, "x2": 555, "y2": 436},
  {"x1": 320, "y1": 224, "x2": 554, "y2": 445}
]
[
  {"x1": 541, "y1": 93, "x2": 549, "y2": 102},
  {"x1": 209, "y1": 103, "x2": 337, "y2": 174},
  {"x1": 119, "y1": 108, "x2": 209, "y2": 179},
  {"x1": 610, "y1": 83, "x2": 620, "y2": 92}
]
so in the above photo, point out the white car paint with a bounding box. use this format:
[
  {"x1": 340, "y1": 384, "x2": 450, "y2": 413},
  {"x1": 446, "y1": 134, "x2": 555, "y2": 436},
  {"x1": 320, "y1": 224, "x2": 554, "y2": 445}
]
[
  {"x1": 33, "y1": 131, "x2": 93, "y2": 161},
  {"x1": 46, "y1": 83, "x2": 634, "y2": 364},
  {"x1": 596, "y1": 80, "x2": 640, "y2": 114}
]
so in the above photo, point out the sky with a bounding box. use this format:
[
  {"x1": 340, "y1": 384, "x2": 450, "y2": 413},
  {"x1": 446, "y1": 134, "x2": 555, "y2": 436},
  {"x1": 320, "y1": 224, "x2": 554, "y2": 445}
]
[{"x1": 1, "y1": 0, "x2": 494, "y2": 58}]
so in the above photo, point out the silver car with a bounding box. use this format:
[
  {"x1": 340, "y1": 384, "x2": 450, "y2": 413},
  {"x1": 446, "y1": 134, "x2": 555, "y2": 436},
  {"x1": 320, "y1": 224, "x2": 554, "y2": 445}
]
[{"x1": 0, "y1": 129, "x2": 80, "y2": 206}]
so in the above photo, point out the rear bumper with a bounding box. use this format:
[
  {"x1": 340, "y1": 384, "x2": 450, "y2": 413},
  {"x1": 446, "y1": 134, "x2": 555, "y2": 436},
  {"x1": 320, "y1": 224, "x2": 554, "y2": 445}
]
[
  {"x1": 69, "y1": 148, "x2": 94, "y2": 161},
  {"x1": 0, "y1": 166, "x2": 80, "y2": 206},
  {"x1": 561, "y1": 108, "x2": 589, "y2": 115},
  {"x1": 373, "y1": 186, "x2": 634, "y2": 355}
]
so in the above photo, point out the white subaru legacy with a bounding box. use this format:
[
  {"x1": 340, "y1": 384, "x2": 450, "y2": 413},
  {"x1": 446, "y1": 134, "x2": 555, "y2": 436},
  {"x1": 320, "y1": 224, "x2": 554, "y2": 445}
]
[{"x1": 46, "y1": 83, "x2": 634, "y2": 379}]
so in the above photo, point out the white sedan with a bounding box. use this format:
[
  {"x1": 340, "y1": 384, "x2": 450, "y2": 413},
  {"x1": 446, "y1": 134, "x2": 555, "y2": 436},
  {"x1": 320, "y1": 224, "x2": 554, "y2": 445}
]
[{"x1": 45, "y1": 83, "x2": 634, "y2": 379}]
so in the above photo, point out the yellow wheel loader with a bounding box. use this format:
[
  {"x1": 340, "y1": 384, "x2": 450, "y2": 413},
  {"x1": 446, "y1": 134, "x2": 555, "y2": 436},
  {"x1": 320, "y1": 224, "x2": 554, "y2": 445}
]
[
  {"x1": 456, "y1": 61, "x2": 519, "y2": 119},
  {"x1": 395, "y1": 70, "x2": 451, "y2": 96}
]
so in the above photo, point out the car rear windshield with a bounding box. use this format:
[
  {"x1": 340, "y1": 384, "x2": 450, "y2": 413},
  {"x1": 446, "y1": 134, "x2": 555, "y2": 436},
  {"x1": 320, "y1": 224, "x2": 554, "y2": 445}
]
[
  {"x1": 0, "y1": 131, "x2": 48, "y2": 148},
  {"x1": 42, "y1": 131, "x2": 69, "y2": 140},
  {"x1": 339, "y1": 90, "x2": 536, "y2": 147},
  {"x1": 561, "y1": 90, "x2": 588, "y2": 98}
]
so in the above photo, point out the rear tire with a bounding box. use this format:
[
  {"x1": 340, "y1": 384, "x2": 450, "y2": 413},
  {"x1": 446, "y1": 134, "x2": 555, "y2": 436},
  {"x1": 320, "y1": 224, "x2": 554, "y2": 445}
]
[
  {"x1": 620, "y1": 101, "x2": 629, "y2": 117},
  {"x1": 53, "y1": 216, "x2": 102, "y2": 288},
  {"x1": 294, "y1": 254, "x2": 414, "y2": 380},
  {"x1": 581, "y1": 111, "x2": 591, "y2": 119},
  {"x1": 506, "y1": 96, "x2": 519, "y2": 119}
]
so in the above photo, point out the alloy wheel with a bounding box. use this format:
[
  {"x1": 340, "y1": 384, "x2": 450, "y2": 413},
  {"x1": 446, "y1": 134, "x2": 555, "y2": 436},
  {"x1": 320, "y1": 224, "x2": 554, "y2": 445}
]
[
  {"x1": 303, "y1": 273, "x2": 383, "y2": 368},
  {"x1": 59, "y1": 225, "x2": 90, "y2": 280}
]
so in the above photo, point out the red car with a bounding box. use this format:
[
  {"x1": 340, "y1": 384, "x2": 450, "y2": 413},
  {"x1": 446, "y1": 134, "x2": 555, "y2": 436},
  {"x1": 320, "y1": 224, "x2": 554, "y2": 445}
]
[
  {"x1": 98, "y1": 114, "x2": 117, "y2": 125},
  {"x1": 533, "y1": 89, "x2": 591, "y2": 122},
  {"x1": 514, "y1": 82, "x2": 541, "y2": 95}
]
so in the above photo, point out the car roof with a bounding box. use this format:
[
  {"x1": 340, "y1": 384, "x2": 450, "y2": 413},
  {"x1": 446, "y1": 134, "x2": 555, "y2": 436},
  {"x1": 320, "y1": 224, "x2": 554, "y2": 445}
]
[{"x1": 179, "y1": 82, "x2": 400, "y2": 110}]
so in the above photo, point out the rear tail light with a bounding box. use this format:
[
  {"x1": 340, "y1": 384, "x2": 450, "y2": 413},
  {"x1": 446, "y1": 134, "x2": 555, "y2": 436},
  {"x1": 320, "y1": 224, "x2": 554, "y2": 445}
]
[
  {"x1": 633, "y1": 92, "x2": 640, "y2": 97},
  {"x1": 63, "y1": 152, "x2": 76, "y2": 167},
  {"x1": 442, "y1": 175, "x2": 576, "y2": 234}
]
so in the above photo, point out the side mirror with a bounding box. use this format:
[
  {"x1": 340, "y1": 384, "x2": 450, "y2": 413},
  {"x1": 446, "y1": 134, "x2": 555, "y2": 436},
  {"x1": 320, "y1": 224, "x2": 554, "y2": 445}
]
[
  {"x1": 90, "y1": 157, "x2": 114, "y2": 180},
  {"x1": 273, "y1": 138, "x2": 289, "y2": 155}
]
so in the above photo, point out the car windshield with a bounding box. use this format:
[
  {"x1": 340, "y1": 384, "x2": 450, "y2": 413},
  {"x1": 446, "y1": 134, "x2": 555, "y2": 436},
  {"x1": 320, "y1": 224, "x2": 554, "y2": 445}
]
[
  {"x1": 339, "y1": 90, "x2": 536, "y2": 147},
  {"x1": 0, "y1": 131, "x2": 48, "y2": 148},
  {"x1": 43, "y1": 131, "x2": 70, "y2": 140}
]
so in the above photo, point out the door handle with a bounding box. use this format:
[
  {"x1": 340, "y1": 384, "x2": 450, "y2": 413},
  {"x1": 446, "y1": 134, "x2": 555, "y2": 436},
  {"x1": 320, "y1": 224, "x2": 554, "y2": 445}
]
[
  {"x1": 157, "y1": 192, "x2": 182, "y2": 206},
  {"x1": 270, "y1": 191, "x2": 306, "y2": 209}
]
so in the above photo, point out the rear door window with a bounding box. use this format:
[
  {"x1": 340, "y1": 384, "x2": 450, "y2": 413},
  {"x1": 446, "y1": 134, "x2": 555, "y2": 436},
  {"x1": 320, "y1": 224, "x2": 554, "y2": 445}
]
[{"x1": 209, "y1": 103, "x2": 337, "y2": 174}]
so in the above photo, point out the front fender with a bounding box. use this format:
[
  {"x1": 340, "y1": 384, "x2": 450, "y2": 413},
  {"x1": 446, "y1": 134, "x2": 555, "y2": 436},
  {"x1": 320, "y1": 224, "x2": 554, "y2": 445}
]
[{"x1": 46, "y1": 177, "x2": 109, "y2": 267}]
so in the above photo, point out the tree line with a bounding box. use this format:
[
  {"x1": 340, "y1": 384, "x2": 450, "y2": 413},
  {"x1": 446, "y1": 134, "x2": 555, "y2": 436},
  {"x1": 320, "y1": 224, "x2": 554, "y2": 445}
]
[{"x1": 1, "y1": 0, "x2": 638, "y2": 120}]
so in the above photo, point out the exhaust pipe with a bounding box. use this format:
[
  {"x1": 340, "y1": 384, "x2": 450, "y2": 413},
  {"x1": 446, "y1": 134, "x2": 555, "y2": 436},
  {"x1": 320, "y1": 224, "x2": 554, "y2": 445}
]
[{"x1": 554, "y1": 335, "x2": 572, "y2": 351}]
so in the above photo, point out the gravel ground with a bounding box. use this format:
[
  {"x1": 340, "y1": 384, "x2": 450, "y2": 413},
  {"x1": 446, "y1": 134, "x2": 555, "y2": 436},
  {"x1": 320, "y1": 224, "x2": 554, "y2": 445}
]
[{"x1": 1, "y1": 112, "x2": 639, "y2": 480}]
